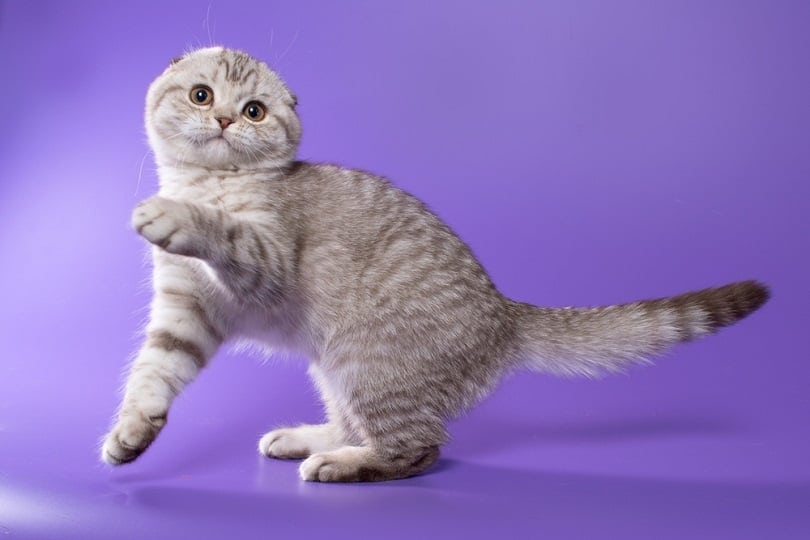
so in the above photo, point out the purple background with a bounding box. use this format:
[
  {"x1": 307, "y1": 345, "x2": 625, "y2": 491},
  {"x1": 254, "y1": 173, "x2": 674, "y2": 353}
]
[{"x1": 1, "y1": 0, "x2": 808, "y2": 538}]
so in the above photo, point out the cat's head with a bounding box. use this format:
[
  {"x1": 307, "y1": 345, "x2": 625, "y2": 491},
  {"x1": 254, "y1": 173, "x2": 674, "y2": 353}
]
[{"x1": 145, "y1": 47, "x2": 300, "y2": 170}]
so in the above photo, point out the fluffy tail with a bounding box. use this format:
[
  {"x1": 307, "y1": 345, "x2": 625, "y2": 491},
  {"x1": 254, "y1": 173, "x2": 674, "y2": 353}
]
[{"x1": 512, "y1": 280, "x2": 770, "y2": 376}]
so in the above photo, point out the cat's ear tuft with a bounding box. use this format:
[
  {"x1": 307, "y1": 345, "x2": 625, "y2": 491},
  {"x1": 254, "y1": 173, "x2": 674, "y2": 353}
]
[{"x1": 170, "y1": 56, "x2": 184, "y2": 66}]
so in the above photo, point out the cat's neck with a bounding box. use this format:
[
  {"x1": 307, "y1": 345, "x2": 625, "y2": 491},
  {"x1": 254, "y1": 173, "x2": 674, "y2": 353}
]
[
  {"x1": 156, "y1": 163, "x2": 290, "y2": 199},
  {"x1": 157, "y1": 163, "x2": 288, "y2": 177}
]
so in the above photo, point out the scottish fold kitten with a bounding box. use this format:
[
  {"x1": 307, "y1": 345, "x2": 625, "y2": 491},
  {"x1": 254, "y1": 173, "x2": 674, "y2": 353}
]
[{"x1": 101, "y1": 47, "x2": 769, "y2": 482}]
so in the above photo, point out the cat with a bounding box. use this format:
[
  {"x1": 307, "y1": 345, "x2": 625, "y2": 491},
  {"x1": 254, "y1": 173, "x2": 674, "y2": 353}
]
[{"x1": 101, "y1": 47, "x2": 769, "y2": 482}]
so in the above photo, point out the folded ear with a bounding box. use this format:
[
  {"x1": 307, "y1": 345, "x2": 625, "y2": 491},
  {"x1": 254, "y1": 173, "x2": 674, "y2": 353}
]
[
  {"x1": 170, "y1": 56, "x2": 184, "y2": 66},
  {"x1": 290, "y1": 93, "x2": 298, "y2": 108}
]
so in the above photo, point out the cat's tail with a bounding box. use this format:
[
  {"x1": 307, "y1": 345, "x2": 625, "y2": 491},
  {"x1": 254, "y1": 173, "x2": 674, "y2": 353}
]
[{"x1": 511, "y1": 280, "x2": 769, "y2": 377}]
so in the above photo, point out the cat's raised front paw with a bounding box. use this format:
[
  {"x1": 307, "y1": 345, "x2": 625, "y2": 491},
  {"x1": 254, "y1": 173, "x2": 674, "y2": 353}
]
[
  {"x1": 101, "y1": 410, "x2": 166, "y2": 466},
  {"x1": 132, "y1": 196, "x2": 198, "y2": 257}
]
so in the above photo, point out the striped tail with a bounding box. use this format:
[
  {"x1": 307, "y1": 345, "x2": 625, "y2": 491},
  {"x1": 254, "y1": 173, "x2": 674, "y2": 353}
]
[{"x1": 513, "y1": 280, "x2": 770, "y2": 377}]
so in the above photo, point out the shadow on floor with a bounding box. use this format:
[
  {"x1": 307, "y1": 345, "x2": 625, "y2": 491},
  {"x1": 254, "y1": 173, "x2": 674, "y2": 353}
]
[{"x1": 449, "y1": 409, "x2": 747, "y2": 456}]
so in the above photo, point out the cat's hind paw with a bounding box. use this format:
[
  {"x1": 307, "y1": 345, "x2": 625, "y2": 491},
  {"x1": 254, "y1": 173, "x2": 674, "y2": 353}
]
[
  {"x1": 298, "y1": 445, "x2": 440, "y2": 482},
  {"x1": 259, "y1": 423, "x2": 341, "y2": 460},
  {"x1": 299, "y1": 447, "x2": 370, "y2": 482}
]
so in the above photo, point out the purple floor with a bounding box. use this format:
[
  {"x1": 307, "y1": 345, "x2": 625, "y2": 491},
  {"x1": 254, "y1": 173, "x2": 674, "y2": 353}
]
[{"x1": 1, "y1": 1, "x2": 808, "y2": 538}]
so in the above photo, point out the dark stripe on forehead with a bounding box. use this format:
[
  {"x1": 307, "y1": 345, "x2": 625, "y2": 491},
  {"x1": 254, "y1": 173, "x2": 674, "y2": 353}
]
[
  {"x1": 240, "y1": 68, "x2": 258, "y2": 85},
  {"x1": 228, "y1": 52, "x2": 254, "y2": 82},
  {"x1": 217, "y1": 58, "x2": 231, "y2": 81}
]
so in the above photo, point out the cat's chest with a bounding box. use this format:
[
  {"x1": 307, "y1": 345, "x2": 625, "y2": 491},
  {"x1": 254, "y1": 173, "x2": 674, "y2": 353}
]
[
  {"x1": 191, "y1": 263, "x2": 313, "y2": 356},
  {"x1": 179, "y1": 257, "x2": 304, "y2": 346},
  {"x1": 164, "y1": 179, "x2": 260, "y2": 213}
]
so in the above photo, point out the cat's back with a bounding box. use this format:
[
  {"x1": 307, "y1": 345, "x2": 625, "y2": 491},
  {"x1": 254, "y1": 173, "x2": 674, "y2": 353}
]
[
  {"x1": 287, "y1": 162, "x2": 435, "y2": 237},
  {"x1": 286, "y1": 162, "x2": 505, "y2": 328},
  {"x1": 288, "y1": 161, "x2": 472, "y2": 271}
]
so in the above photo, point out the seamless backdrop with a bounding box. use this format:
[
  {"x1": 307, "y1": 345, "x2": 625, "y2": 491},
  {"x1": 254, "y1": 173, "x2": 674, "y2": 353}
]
[{"x1": 0, "y1": 1, "x2": 808, "y2": 539}]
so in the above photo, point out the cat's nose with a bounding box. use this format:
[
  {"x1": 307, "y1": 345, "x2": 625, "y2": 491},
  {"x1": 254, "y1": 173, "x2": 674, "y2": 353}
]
[{"x1": 216, "y1": 117, "x2": 234, "y2": 130}]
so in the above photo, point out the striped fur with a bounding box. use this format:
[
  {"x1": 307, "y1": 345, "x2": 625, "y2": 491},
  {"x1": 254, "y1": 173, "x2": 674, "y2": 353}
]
[
  {"x1": 102, "y1": 48, "x2": 770, "y2": 481},
  {"x1": 513, "y1": 281, "x2": 770, "y2": 377}
]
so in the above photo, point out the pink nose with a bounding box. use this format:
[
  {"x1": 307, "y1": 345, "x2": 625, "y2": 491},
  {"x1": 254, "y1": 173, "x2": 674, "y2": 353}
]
[{"x1": 216, "y1": 117, "x2": 234, "y2": 129}]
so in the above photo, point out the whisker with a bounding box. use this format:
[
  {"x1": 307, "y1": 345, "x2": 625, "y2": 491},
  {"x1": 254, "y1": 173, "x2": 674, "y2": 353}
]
[
  {"x1": 134, "y1": 149, "x2": 152, "y2": 196},
  {"x1": 203, "y1": 0, "x2": 215, "y2": 46},
  {"x1": 276, "y1": 29, "x2": 300, "y2": 68}
]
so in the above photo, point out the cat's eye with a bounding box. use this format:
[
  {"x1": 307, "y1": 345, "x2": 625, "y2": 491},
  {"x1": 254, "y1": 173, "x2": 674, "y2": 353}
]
[
  {"x1": 243, "y1": 101, "x2": 266, "y2": 122},
  {"x1": 190, "y1": 86, "x2": 214, "y2": 106}
]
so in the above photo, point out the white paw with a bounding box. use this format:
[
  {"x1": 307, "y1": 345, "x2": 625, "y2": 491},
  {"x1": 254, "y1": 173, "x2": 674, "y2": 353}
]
[
  {"x1": 298, "y1": 446, "x2": 368, "y2": 482},
  {"x1": 131, "y1": 196, "x2": 196, "y2": 256},
  {"x1": 299, "y1": 452, "x2": 329, "y2": 481},
  {"x1": 259, "y1": 428, "x2": 310, "y2": 459},
  {"x1": 259, "y1": 424, "x2": 340, "y2": 460},
  {"x1": 101, "y1": 410, "x2": 166, "y2": 466}
]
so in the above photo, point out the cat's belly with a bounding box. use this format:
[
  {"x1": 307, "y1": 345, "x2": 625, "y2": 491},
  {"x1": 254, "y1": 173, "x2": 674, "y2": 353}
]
[{"x1": 199, "y1": 263, "x2": 316, "y2": 358}]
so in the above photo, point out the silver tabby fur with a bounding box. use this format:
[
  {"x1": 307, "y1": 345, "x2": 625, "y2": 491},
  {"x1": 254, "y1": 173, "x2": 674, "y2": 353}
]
[{"x1": 101, "y1": 47, "x2": 769, "y2": 482}]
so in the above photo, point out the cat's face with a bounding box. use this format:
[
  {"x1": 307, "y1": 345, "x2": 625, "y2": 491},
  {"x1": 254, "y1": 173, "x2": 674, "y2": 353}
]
[{"x1": 145, "y1": 47, "x2": 300, "y2": 170}]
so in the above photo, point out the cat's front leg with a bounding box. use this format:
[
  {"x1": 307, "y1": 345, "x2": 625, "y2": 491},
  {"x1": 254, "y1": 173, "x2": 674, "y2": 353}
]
[
  {"x1": 102, "y1": 286, "x2": 223, "y2": 465},
  {"x1": 132, "y1": 196, "x2": 212, "y2": 259},
  {"x1": 132, "y1": 196, "x2": 290, "y2": 301}
]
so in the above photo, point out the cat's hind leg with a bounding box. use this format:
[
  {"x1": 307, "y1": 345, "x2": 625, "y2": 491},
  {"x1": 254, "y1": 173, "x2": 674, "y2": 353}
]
[
  {"x1": 260, "y1": 364, "x2": 361, "y2": 460},
  {"x1": 297, "y1": 360, "x2": 447, "y2": 482}
]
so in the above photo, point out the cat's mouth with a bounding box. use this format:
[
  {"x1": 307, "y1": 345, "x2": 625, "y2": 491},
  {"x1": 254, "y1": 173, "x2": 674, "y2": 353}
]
[{"x1": 205, "y1": 134, "x2": 232, "y2": 148}]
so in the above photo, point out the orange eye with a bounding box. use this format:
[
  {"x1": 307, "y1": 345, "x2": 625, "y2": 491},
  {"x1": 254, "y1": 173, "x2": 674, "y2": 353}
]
[
  {"x1": 243, "y1": 101, "x2": 266, "y2": 121},
  {"x1": 190, "y1": 86, "x2": 213, "y2": 106}
]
